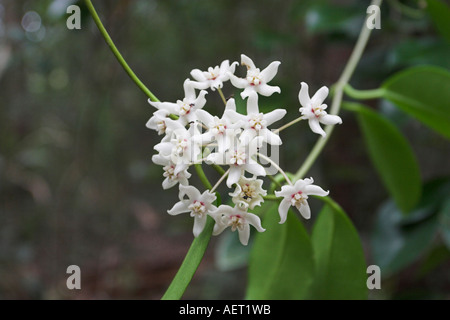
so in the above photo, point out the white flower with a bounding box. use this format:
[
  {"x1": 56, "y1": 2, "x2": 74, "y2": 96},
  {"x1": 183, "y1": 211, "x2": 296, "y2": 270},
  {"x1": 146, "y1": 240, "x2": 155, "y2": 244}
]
[
  {"x1": 167, "y1": 185, "x2": 217, "y2": 237},
  {"x1": 229, "y1": 54, "x2": 281, "y2": 99},
  {"x1": 274, "y1": 177, "x2": 329, "y2": 224},
  {"x1": 149, "y1": 79, "x2": 208, "y2": 125},
  {"x1": 152, "y1": 154, "x2": 191, "y2": 189},
  {"x1": 298, "y1": 82, "x2": 342, "y2": 137},
  {"x1": 194, "y1": 98, "x2": 241, "y2": 153},
  {"x1": 207, "y1": 136, "x2": 266, "y2": 187},
  {"x1": 211, "y1": 204, "x2": 265, "y2": 245},
  {"x1": 229, "y1": 176, "x2": 267, "y2": 210},
  {"x1": 154, "y1": 119, "x2": 201, "y2": 175},
  {"x1": 224, "y1": 92, "x2": 286, "y2": 145},
  {"x1": 190, "y1": 60, "x2": 239, "y2": 91},
  {"x1": 146, "y1": 109, "x2": 170, "y2": 136}
]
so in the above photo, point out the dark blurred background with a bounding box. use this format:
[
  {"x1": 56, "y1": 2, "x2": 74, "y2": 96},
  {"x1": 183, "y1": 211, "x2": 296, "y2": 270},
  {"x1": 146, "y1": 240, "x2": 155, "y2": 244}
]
[{"x1": 0, "y1": 0, "x2": 449, "y2": 299}]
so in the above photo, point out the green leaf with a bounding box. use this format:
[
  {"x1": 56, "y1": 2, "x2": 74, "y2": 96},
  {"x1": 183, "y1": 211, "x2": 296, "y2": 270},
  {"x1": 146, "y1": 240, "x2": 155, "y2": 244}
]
[
  {"x1": 370, "y1": 178, "x2": 450, "y2": 277},
  {"x1": 345, "y1": 102, "x2": 422, "y2": 213},
  {"x1": 309, "y1": 201, "x2": 367, "y2": 300},
  {"x1": 426, "y1": 0, "x2": 450, "y2": 43},
  {"x1": 382, "y1": 65, "x2": 450, "y2": 140},
  {"x1": 371, "y1": 200, "x2": 439, "y2": 277},
  {"x1": 439, "y1": 198, "x2": 450, "y2": 249},
  {"x1": 215, "y1": 228, "x2": 252, "y2": 272},
  {"x1": 246, "y1": 203, "x2": 314, "y2": 299},
  {"x1": 304, "y1": 2, "x2": 364, "y2": 37}
]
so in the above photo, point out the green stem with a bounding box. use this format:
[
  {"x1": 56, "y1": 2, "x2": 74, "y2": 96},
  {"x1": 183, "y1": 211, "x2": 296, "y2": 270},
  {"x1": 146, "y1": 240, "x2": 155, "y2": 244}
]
[
  {"x1": 293, "y1": 0, "x2": 382, "y2": 181},
  {"x1": 195, "y1": 163, "x2": 213, "y2": 189},
  {"x1": 162, "y1": 163, "x2": 218, "y2": 300},
  {"x1": 263, "y1": 194, "x2": 279, "y2": 201},
  {"x1": 217, "y1": 87, "x2": 227, "y2": 106},
  {"x1": 161, "y1": 218, "x2": 215, "y2": 299},
  {"x1": 84, "y1": 0, "x2": 159, "y2": 102},
  {"x1": 274, "y1": 116, "x2": 303, "y2": 134},
  {"x1": 343, "y1": 84, "x2": 385, "y2": 100}
]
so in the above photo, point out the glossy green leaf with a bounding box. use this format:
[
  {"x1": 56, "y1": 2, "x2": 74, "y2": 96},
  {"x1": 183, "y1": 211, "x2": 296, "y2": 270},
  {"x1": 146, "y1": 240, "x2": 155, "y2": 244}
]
[
  {"x1": 304, "y1": 2, "x2": 364, "y2": 37},
  {"x1": 426, "y1": 0, "x2": 450, "y2": 43},
  {"x1": 372, "y1": 200, "x2": 439, "y2": 277},
  {"x1": 345, "y1": 102, "x2": 422, "y2": 213},
  {"x1": 246, "y1": 203, "x2": 314, "y2": 299},
  {"x1": 309, "y1": 201, "x2": 367, "y2": 300},
  {"x1": 439, "y1": 198, "x2": 450, "y2": 249},
  {"x1": 371, "y1": 178, "x2": 450, "y2": 277},
  {"x1": 215, "y1": 228, "x2": 252, "y2": 272},
  {"x1": 382, "y1": 66, "x2": 450, "y2": 140}
]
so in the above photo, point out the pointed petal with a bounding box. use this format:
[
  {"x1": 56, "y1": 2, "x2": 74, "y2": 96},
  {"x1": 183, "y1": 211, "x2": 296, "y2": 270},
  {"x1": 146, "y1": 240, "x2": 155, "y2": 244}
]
[
  {"x1": 256, "y1": 84, "x2": 281, "y2": 97},
  {"x1": 260, "y1": 61, "x2": 281, "y2": 82},
  {"x1": 228, "y1": 73, "x2": 247, "y2": 89},
  {"x1": 278, "y1": 199, "x2": 291, "y2": 224},
  {"x1": 154, "y1": 142, "x2": 174, "y2": 155},
  {"x1": 179, "y1": 184, "x2": 201, "y2": 201},
  {"x1": 275, "y1": 184, "x2": 295, "y2": 198},
  {"x1": 246, "y1": 91, "x2": 259, "y2": 114},
  {"x1": 167, "y1": 201, "x2": 189, "y2": 215},
  {"x1": 152, "y1": 154, "x2": 169, "y2": 166},
  {"x1": 149, "y1": 101, "x2": 178, "y2": 114},
  {"x1": 240, "y1": 86, "x2": 254, "y2": 99},
  {"x1": 162, "y1": 177, "x2": 178, "y2": 190},
  {"x1": 239, "y1": 129, "x2": 257, "y2": 146},
  {"x1": 190, "y1": 69, "x2": 207, "y2": 82},
  {"x1": 298, "y1": 203, "x2": 311, "y2": 219},
  {"x1": 320, "y1": 114, "x2": 342, "y2": 125},
  {"x1": 227, "y1": 167, "x2": 242, "y2": 187},
  {"x1": 241, "y1": 54, "x2": 256, "y2": 70},
  {"x1": 308, "y1": 118, "x2": 326, "y2": 137},
  {"x1": 213, "y1": 221, "x2": 227, "y2": 236},
  {"x1": 224, "y1": 109, "x2": 246, "y2": 123},
  {"x1": 183, "y1": 79, "x2": 196, "y2": 101},
  {"x1": 262, "y1": 129, "x2": 282, "y2": 145},
  {"x1": 246, "y1": 212, "x2": 265, "y2": 232},
  {"x1": 195, "y1": 109, "x2": 214, "y2": 126},
  {"x1": 245, "y1": 163, "x2": 266, "y2": 177},
  {"x1": 193, "y1": 215, "x2": 207, "y2": 237},
  {"x1": 200, "y1": 190, "x2": 217, "y2": 205},
  {"x1": 194, "y1": 90, "x2": 208, "y2": 109},
  {"x1": 304, "y1": 184, "x2": 329, "y2": 197},
  {"x1": 238, "y1": 224, "x2": 251, "y2": 246},
  {"x1": 264, "y1": 109, "x2": 287, "y2": 126},
  {"x1": 298, "y1": 82, "x2": 311, "y2": 107},
  {"x1": 224, "y1": 98, "x2": 236, "y2": 112},
  {"x1": 311, "y1": 86, "x2": 329, "y2": 106}
]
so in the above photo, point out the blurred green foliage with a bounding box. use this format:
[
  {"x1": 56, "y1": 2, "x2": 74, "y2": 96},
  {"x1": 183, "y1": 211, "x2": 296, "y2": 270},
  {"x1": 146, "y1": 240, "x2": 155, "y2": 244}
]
[{"x1": 0, "y1": 0, "x2": 449, "y2": 299}]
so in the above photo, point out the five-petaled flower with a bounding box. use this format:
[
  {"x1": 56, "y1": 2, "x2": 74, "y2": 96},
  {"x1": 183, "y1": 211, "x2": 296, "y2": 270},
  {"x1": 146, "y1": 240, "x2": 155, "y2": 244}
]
[
  {"x1": 298, "y1": 82, "x2": 342, "y2": 137},
  {"x1": 229, "y1": 54, "x2": 281, "y2": 99},
  {"x1": 168, "y1": 185, "x2": 217, "y2": 237},
  {"x1": 275, "y1": 177, "x2": 329, "y2": 224},
  {"x1": 190, "y1": 59, "x2": 239, "y2": 91},
  {"x1": 224, "y1": 92, "x2": 286, "y2": 146},
  {"x1": 211, "y1": 204, "x2": 265, "y2": 245},
  {"x1": 229, "y1": 176, "x2": 267, "y2": 210},
  {"x1": 149, "y1": 79, "x2": 208, "y2": 126}
]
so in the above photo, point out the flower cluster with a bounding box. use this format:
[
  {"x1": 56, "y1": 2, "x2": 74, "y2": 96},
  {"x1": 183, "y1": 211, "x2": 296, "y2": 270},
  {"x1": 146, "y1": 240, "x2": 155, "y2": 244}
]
[{"x1": 146, "y1": 54, "x2": 342, "y2": 245}]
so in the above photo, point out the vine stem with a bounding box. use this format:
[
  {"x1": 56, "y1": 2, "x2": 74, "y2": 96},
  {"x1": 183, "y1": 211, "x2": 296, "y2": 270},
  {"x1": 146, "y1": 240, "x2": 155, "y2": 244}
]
[
  {"x1": 274, "y1": 116, "x2": 303, "y2": 134},
  {"x1": 210, "y1": 168, "x2": 230, "y2": 193},
  {"x1": 84, "y1": 0, "x2": 159, "y2": 102},
  {"x1": 256, "y1": 153, "x2": 293, "y2": 186},
  {"x1": 293, "y1": 0, "x2": 382, "y2": 181},
  {"x1": 217, "y1": 88, "x2": 228, "y2": 106}
]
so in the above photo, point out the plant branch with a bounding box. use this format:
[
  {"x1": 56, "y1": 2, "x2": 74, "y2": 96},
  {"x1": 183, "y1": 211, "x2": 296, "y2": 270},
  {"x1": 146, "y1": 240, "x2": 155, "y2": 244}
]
[
  {"x1": 293, "y1": 0, "x2": 382, "y2": 181},
  {"x1": 84, "y1": 0, "x2": 159, "y2": 102}
]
